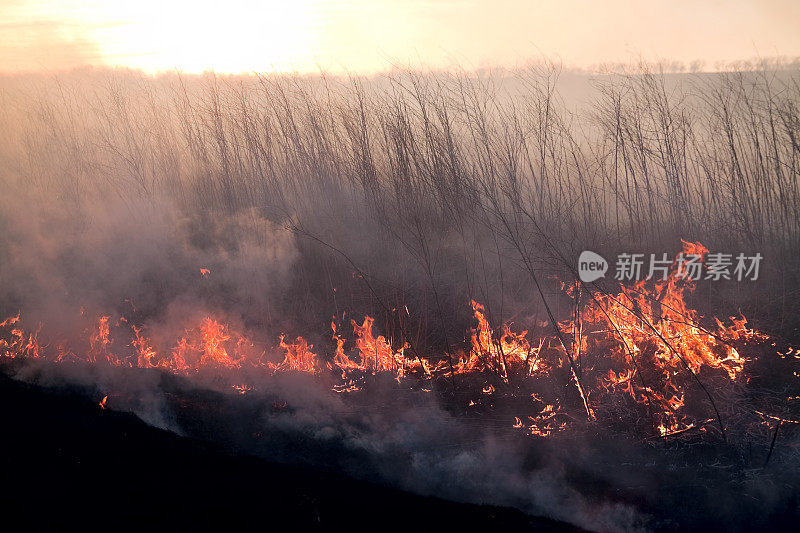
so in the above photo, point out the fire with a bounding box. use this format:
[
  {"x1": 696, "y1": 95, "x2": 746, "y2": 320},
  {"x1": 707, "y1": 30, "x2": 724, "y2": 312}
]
[
  {"x1": 233, "y1": 384, "x2": 253, "y2": 395},
  {"x1": 199, "y1": 318, "x2": 238, "y2": 367},
  {"x1": 151, "y1": 318, "x2": 253, "y2": 373},
  {"x1": 276, "y1": 335, "x2": 319, "y2": 374},
  {"x1": 0, "y1": 314, "x2": 41, "y2": 360},
  {"x1": 328, "y1": 318, "x2": 432, "y2": 378},
  {"x1": 87, "y1": 316, "x2": 112, "y2": 364},
  {"x1": 330, "y1": 322, "x2": 360, "y2": 374},
  {"x1": 132, "y1": 326, "x2": 157, "y2": 369},
  {"x1": 561, "y1": 240, "x2": 754, "y2": 434},
  {"x1": 98, "y1": 395, "x2": 108, "y2": 410},
  {"x1": 456, "y1": 301, "x2": 545, "y2": 378},
  {"x1": 0, "y1": 241, "x2": 773, "y2": 439},
  {"x1": 351, "y1": 316, "x2": 406, "y2": 375}
]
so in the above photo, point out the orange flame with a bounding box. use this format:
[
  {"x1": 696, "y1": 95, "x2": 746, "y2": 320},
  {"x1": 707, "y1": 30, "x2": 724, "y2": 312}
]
[
  {"x1": 0, "y1": 240, "x2": 772, "y2": 439},
  {"x1": 276, "y1": 335, "x2": 319, "y2": 374}
]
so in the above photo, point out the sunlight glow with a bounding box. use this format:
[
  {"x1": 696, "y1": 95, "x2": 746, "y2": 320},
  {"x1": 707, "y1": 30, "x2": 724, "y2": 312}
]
[
  {"x1": 1, "y1": 0, "x2": 799, "y2": 74},
  {"x1": 93, "y1": 0, "x2": 320, "y2": 73}
]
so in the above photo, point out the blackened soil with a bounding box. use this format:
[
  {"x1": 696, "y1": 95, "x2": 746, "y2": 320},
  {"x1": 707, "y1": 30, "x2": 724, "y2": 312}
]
[{"x1": 0, "y1": 373, "x2": 581, "y2": 531}]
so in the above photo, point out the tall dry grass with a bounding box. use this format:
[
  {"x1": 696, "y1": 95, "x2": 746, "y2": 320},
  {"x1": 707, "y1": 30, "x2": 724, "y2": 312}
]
[{"x1": 1, "y1": 61, "x2": 798, "y2": 351}]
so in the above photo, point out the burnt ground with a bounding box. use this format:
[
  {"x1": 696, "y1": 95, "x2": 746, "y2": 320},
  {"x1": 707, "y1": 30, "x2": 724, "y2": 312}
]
[
  {"x1": 1, "y1": 346, "x2": 799, "y2": 532},
  {"x1": 0, "y1": 373, "x2": 580, "y2": 532}
]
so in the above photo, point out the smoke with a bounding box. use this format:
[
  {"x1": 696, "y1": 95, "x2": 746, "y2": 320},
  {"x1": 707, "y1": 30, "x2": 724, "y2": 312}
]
[
  {"x1": 0, "y1": 189, "x2": 650, "y2": 531},
  {"x1": 0, "y1": 189, "x2": 298, "y2": 327},
  {"x1": 9, "y1": 352, "x2": 647, "y2": 532},
  {"x1": 1, "y1": 67, "x2": 799, "y2": 532}
]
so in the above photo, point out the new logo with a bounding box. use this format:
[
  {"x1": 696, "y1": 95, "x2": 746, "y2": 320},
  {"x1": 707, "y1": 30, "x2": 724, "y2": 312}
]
[{"x1": 578, "y1": 251, "x2": 608, "y2": 282}]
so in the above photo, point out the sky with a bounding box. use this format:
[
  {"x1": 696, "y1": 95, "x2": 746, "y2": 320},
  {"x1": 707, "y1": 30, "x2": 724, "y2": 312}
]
[{"x1": 1, "y1": 0, "x2": 799, "y2": 74}]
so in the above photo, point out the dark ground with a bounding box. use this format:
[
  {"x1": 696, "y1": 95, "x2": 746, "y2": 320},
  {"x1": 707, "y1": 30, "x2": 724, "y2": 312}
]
[{"x1": 0, "y1": 373, "x2": 580, "y2": 531}]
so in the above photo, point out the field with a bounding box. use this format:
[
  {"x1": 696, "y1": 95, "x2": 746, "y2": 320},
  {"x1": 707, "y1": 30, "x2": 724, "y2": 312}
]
[{"x1": 1, "y1": 62, "x2": 799, "y2": 531}]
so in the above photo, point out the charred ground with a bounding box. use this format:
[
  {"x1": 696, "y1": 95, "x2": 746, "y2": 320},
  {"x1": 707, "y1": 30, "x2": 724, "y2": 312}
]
[{"x1": 0, "y1": 371, "x2": 580, "y2": 531}]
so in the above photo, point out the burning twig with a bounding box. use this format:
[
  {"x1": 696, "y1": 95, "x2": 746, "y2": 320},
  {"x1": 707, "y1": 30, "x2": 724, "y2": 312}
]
[{"x1": 605, "y1": 284, "x2": 729, "y2": 441}]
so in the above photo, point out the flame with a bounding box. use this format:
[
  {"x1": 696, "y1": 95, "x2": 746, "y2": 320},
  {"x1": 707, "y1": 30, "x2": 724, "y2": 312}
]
[
  {"x1": 351, "y1": 316, "x2": 406, "y2": 375},
  {"x1": 0, "y1": 241, "x2": 773, "y2": 440},
  {"x1": 327, "y1": 317, "x2": 431, "y2": 379},
  {"x1": 560, "y1": 240, "x2": 753, "y2": 434},
  {"x1": 330, "y1": 321, "x2": 361, "y2": 374},
  {"x1": 232, "y1": 384, "x2": 253, "y2": 395},
  {"x1": 87, "y1": 316, "x2": 112, "y2": 364},
  {"x1": 456, "y1": 301, "x2": 545, "y2": 378},
  {"x1": 132, "y1": 325, "x2": 157, "y2": 369},
  {"x1": 198, "y1": 318, "x2": 238, "y2": 367},
  {"x1": 513, "y1": 403, "x2": 566, "y2": 437},
  {"x1": 0, "y1": 314, "x2": 41, "y2": 360},
  {"x1": 276, "y1": 335, "x2": 319, "y2": 374}
]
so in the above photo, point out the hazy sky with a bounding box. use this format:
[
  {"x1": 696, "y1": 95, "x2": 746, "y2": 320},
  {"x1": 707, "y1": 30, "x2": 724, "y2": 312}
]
[{"x1": 1, "y1": 0, "x2": 799, "y2": 74}]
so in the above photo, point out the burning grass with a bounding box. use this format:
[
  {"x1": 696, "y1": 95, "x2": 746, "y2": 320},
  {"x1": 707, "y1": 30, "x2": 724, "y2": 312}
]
[
  {"x1": 2, "y1": 241, "x2": 793, "y2": 446},
  {"x1": 1, "y1": 63, "x2": 799, "y2": 530}
]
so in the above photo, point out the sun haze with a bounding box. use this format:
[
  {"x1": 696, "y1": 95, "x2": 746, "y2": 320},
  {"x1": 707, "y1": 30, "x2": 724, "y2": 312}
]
[{"x1": 1, "y1": 0, "x2": 799, "y2": 74}]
